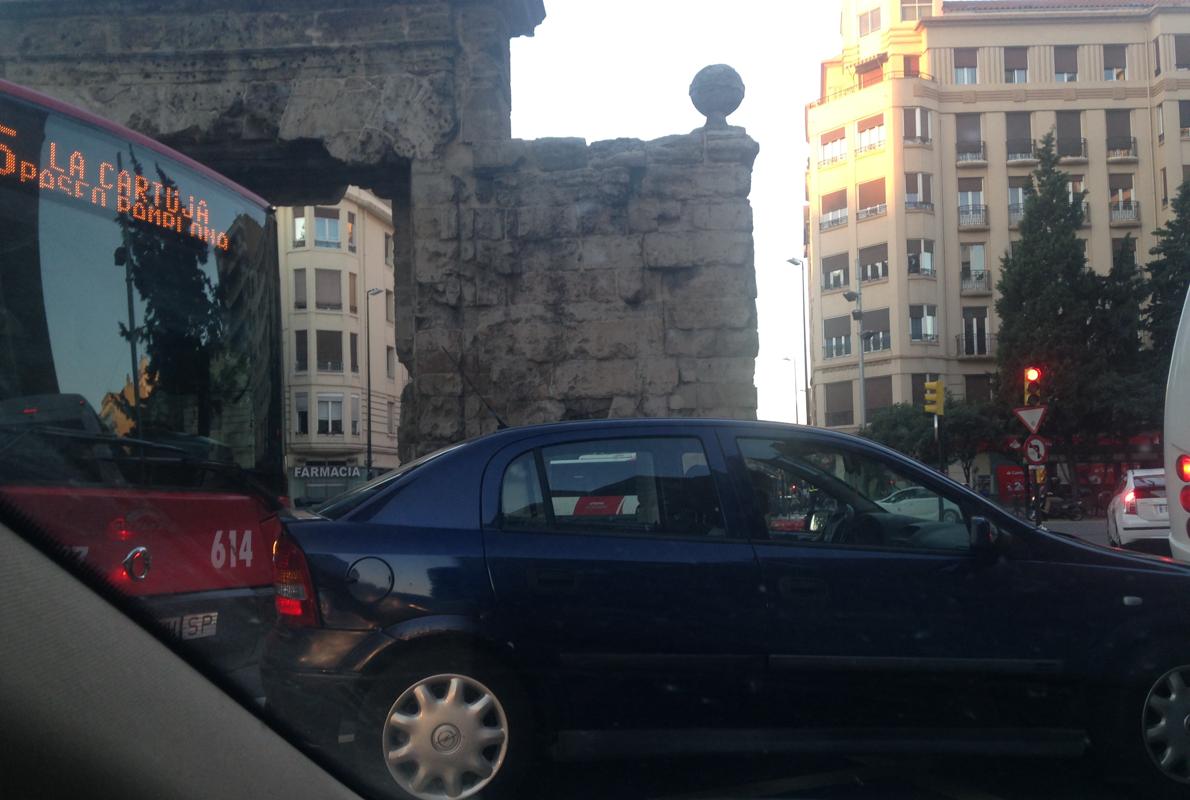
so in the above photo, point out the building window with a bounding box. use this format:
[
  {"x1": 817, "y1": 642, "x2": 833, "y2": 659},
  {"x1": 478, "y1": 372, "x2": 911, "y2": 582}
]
[
  {"x1": 293, "y1": 268, "x2": 307, "y2": 309},
  {"x1": 347, "y1": 211, "x2": 356, "y2": 253},
  {"x1": 295, "y1": 392, "x2": 309, "y2": 435},
  {"x1": 865, "y1": 376, "x2": 894, "y2": 416},
  {"x1": 861, "y1": 308, "x2": 891, "y2": 352},
  {"x1": 350, "y1": 332, "x2": 359, "y2": 373},
  {"x1": 903, "y1": 107, "x2": 930, "y2": 143},
  {"x1": 904, "y1": 55, "x2": 920, "y2": 77},
  {"x1": 823, "y1": 316, "x2": 852, "y2": 359},
  {"x1": 384, "y1": 232, "x2": 395, "y2": 266},
  {"x1": 907, "y1": 238, "x2": 935, "y2": 276},
  {"x1": 911, "y1": 373, "x2": 941, "y2": 407},
  {"x1": 858, "y1": 7, "x2": 881, "y2": 37},
  {"x1": 1155, "y1": 37, "x2": 1162, "y2": 76},
  {"x1": 1009, "y1": 176, "x2": 1031, "y2": 226},
  {"x1": 860, "y1": 66, "x2": 883, "y2": 89},
  {"x1": 385, "y1": 290, "x2": 395, "y2": 322},
  {"x1": 820, "y1": 127, "x2": 847, "y2": 165},
  {"x1": 905, "y1": 172, "x2": 932, "y2": 210},
  {"x1": 294, "y1": 330, "x2": 308, "y2": 372},
  {"x1": 351, "y1": 395, "x2": 361, "y2": 436},
  {"x1": 961, "y1": 243, "x2": 987, "y2": 280},
  {"x1": 901, "y1": 0, "x2": 933, "y2": 22},
  {"x1": 1112, "y1": 236, "x2": 1136, "y2": 269},
  {"x1": 909, "y1": 304, "x2": 939, "y2": 342},
  {"x1": 965, "y1": 374, "x2": 992, "y2": 404},
  {"x1": 1056, "y1": 111, "x2": 1085, "y2": 157},
  {"x1": 1106, "y1": 109, "x2": 1135, "y2": 157},
  {"x1": 1180, "y1": 101, "x2": 1190, "y2": 138},
  {"x1": 316, "y1": 330, "x2": 343, "y2": 372},
  {"x1": 1109, "y1": 173, "x2": 1134, "y2": 206},
  {"x1": 1004, "y1": 47, "x2": 1028, "y2": 83},
  {"x1": 1067, "y1": 174, "x2": 1085, "y2": 202},
  {"x1": 821, "y1": 252, "x2": 849, "y2": 289},
  {"x1": 317, "y1": 394, "x2": 344, "y2": 435},
  {"x1": 859, "y1": 243, "x2": 889, "y2": 282},
  {"x1": 958, "y1": 177, "x2": 985, "y2": 225},
  {"x1": 293, "y1": 207, "x2": 307, "y2": 247},
  {"x1": 1006, "y1": 111, "x2": 1033, "y2": 160},
  {"x1": 954, "y1": 48, "x2": 977, "y2": 84},
  {"x1": 820, "y1": 189, "x2": 848, "y2": 230},
  {"x1": 824, "y1": 381, "x2": 854, "y2": 427},
  {"x1": 956, "y1": 113, "x2": 983, "y2": 161},
  {"x1": 388, "y1": 401, "x2": 396, "y2": 435},
  {"x1": 856, "y1": 113, "x2": 885, "y2": 153},
  {"x1": 348, "y1": 273, "x2": 358, "y2": 314},
  {"x1": 1177, "y1": 35, "x2": 1190, "y2": 70},
  {"x1": 315, "y1": 269, "x2": 342, "y2": 310},
  {"x1": 856, "y1": 178, "x2": 886, "y2": 219},
  {"x1": 1103, "y1": 44, "x2": 1126, "y2": 81},
  {"x1": 1054, "y1": 45, "x2": 1078, "y2": 82},
  {"x1": 961, "y1": 307, "x2": 990, "y2": 355},
  {"x1": 314, "y1": 207, "x2": 340, "y2": 248},
  {"x1": 387, "y1": 346, "x2": 396, "y2": 379},
  {"x1": 1162, "y1": 167, "x2": 1169, "y2": 206}
]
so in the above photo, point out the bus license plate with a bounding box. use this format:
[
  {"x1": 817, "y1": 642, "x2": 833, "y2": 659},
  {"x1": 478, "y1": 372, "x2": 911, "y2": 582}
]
[
  {"x1": 161, "y1": 612, "x2": 219, "y2": 641},
  {"x1": 1156, "y1": 504, "x2": 1167, "y2": 515}
]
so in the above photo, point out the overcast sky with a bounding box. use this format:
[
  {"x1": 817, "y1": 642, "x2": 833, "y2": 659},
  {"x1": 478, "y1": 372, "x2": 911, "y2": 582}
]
[{"x1": 511, "y1": 0, "x2": 842, "y2": 423}]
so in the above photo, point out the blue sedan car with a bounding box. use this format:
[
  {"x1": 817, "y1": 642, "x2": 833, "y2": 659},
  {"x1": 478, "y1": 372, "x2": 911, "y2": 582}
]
[{"x1": 261, "y1": 419, "x2": 1190, "y2": 800}]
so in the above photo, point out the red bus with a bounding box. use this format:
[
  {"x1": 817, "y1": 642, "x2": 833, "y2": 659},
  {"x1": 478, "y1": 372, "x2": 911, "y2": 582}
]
[{"x1": 0, "y1": 80, "x2": 284, "y2": 685}]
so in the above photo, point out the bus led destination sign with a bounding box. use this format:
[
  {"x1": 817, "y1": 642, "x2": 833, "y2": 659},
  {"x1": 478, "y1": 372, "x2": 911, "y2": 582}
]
[{"x1": 0, "y1": 122, "x2": 232, "y2": 251}]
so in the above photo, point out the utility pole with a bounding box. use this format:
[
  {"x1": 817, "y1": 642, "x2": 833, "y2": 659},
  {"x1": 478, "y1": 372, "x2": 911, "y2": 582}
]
[
  {"x1": 786, "y1": 257, "x2": 813, "y2": 425},
  {"x1": 843, "y1": 259, "x2": 866, "y2": 429}
]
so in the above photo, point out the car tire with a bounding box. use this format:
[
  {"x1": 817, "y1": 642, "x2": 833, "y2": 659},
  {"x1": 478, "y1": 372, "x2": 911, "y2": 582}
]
[
  {"x1": 353, "y1": 644, "x2": 532, "y2": 800},
  {"x1": 1090, "y1": 650, "x2": 1190, "y2": 798},
  {"x1": 941, "y1": 509, "x2": 960, "y2": 523}
]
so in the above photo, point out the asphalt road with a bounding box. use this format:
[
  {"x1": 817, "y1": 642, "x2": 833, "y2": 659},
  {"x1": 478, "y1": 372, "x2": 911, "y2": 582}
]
[{"x1": 1044, "y1": 518, "x2": 1112, "y2": 547}]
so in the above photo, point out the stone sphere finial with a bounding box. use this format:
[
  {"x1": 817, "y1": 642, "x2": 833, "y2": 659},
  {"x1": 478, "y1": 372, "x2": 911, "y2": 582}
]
[{"x1": 689, "y1": 64, "x2": 745, "y2": 129}]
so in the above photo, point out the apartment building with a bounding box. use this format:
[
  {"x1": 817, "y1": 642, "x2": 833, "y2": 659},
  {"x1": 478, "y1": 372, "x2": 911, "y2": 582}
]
[
  {"x1": 278, "y1": 187, "x2": 407, "y2": 503},
  {"x1": 805, "y1": 0, "x2": 1190, "y2": 432}
]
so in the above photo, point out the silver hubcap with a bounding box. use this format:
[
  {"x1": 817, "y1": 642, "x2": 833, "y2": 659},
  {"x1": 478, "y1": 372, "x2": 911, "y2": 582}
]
[
  {"x1": 381, "y1": 673, "x2": 509, "y2": 800},
  {"x1": 1143, "y1": 665, "x2": 1190, "y2": 783}
]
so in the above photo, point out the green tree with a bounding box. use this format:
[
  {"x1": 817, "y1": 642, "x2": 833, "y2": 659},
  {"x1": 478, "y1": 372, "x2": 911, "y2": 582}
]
[
  {"x1": 995, "y1": 132, "x2": 1112, "y2": 475},
  {"x1": 859, "y1": 403, "x2": 933, "y2": 463},
  {"x1": 945, "y1": 401, "x2": 1008, "y2": 486},
  {"x1": 1145, "y1": 180, "x2": 1190, "y2": 376}
]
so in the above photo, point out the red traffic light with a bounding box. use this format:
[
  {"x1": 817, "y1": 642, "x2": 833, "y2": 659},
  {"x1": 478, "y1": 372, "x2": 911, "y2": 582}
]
[{"x1": 1024, "y1": 367, "x2": 1041, "y2": 382}]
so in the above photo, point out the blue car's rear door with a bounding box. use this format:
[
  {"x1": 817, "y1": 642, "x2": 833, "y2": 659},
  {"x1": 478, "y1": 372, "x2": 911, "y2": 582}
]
[{"x1": 480, "y1": 425, "x2": 764, "y2": 735}]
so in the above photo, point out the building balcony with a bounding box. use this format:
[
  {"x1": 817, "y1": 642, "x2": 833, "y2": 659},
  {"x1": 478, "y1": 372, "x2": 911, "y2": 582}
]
[
  {"x1": 857, "y1": 202, "x2": 887, "y2": 221},
  {"x1": 861, "y1": 330, "x2": 893, "y2": 353},
  {"x1": 823, "y1": 340, "x2": 853, "y2": 360},
  {"x1": 1057, "y1": 137, "x2": 1088, "y2": 162},
  {"x1": 818, "y1": 152, "x2": 847, "y2": 169},
  {"x1": 819, "y1": 210, "x2": 848, "y2": 231},
  {"x1": 956, "y1": 140, "x2": 986, "y2": 166},
  {"x1": 855, "y1": 137, "x2": 886, "y2": 156},
  {"x1": 905, "y1": 199, "x2": 934, "y2": 213},
  {"x1": 904, "y1": 135, "x2": 932, "y2": 147},
  {"x1": 808, "y1": 70, "x2": 936, "y2": 109},
  {"x1": 1181, "y1": 126, "x2": 1190, "y2": 140},
  {"x1": 955, "y1": 333, "x2": 996, "y2": 359},
  {"x1": 1008, "y1": 203, "x2": 1025, "y2": 229},
  {"x1": 317, "y1": 360, "x2": 344, "y2": 372},
  {"x1": 1006, "y1": 138, "x2": 1038, "y2": 163},
  {"x1": 960, "y1": 270, "x2": 992, "y2": 295},
  {"x1": 958, "y1": 204, "x2": 989, "y2": 230},
  {"x1": 1109, "y1": 200, "x2": 1140, "y2": 227},
  {"x1": 1105, "y1": 136, "x2": 1138, "y2": 162}
]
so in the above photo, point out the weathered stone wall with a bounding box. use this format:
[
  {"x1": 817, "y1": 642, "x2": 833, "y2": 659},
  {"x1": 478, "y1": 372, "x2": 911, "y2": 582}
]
[
  {"x1": 402, "y1": 130, "x2": 759, "y2": 454},
  {"x1": 0, "y1": 1, "x2": 760, "y2": 459}
]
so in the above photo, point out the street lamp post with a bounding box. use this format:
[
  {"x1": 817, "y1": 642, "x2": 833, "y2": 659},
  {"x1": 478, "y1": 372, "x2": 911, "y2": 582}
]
[
  {"x1": 365, "y1": 286, "x2": 384, "y2": 478},
  {"x1": 786, "y1": 257, "x2": 812, "y2": 425},
  {"x1": 843, "y1": 260, "x2": 867, "y2": 429}
]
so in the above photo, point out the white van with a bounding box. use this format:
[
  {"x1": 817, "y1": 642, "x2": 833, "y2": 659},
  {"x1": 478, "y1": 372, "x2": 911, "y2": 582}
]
[{"x1": 1165, "y1": 286, "x2": 1190, "y2": 561}]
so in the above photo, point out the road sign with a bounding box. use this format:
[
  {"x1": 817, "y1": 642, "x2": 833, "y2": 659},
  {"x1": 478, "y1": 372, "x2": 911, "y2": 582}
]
[
  {"x1": 1024, "y1": 434, "x2": 1048, "y2": 465},
  {"x1": 1007, "y1": 438, "x2": 1022, "y2": 452},
  {"x1": 1014, "y1": 405, "x2": 1049, "y2": 434}
]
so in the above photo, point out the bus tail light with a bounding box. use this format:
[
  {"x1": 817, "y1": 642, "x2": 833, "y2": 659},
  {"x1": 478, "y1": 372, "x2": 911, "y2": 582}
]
[
  {"x1": 1178, "y1": 455, "x2": 1190, "y2": 483},
  {"x1": 1181, "y1": 486, "x2": 1190, "y2": 514},
  {"x1": 272, "y1": 532, "x2": 319, "y2": 627}
]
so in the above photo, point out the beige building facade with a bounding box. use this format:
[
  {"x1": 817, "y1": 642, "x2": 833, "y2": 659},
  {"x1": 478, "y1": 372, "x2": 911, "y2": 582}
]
[
  {"x1": 278, "y1": 187, "x2": 407, "y2": 503},
  {"x1": 805, "y1": 0, "x2": 1190, "y2": 431}
]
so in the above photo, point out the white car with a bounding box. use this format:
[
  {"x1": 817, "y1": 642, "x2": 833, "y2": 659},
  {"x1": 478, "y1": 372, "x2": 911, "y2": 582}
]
[
  {"x1": 1107, "y1": 468, "x2": 1170, "y2": 551},
  {"x1": 876, "y1": 486, "x2": 962, "y2": 523}
]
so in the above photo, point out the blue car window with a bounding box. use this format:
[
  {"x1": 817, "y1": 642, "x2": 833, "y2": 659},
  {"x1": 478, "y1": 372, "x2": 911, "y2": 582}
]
[{"x1": 739, "y1": 437, "x2": 969, "y2": 550}]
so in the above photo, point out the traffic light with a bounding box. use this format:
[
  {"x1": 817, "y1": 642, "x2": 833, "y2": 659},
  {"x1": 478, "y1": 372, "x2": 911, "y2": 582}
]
[
  {"x1": 923, "y1": 379, "x2": 945, "y2": 415},
  {"x1": 1023, "y1": 366, "x2": 1043, "y2": 406}
]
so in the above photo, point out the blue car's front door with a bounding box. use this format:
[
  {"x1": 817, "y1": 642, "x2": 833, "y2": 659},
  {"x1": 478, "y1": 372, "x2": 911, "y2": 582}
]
[
  {"x1": 481, "y1": 427, "x2": 765, "y2": 735},
  {"x1": 720, "y1": 428, "x2": 1064, "y2": 733}
]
